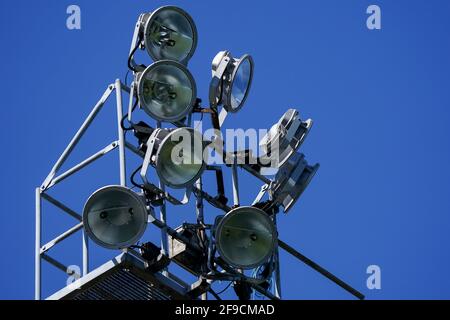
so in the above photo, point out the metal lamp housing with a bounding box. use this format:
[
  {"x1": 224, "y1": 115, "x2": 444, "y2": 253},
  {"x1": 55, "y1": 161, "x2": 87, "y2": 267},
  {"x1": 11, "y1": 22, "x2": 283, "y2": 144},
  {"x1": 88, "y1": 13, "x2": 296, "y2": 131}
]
[
  {"x1": 146, "y1": 127, "x2": 207, "y2": 189},
  {"x1": 209, "y1": 51, "x2": 254, "y2": 113},
  {"x1": 83, "y1": 186, "x2": 149, "y2": 249},
  {"x1": 259, "y1": 109, "x2": 313, "y2": 168},
  {"x1": 137, "y1": 60, "x2": 197, "y2": 122},
  {"x1": 270, "y1": 153, "x2": 319, "y2": 213},
  {"x1": 214, "y1": 206, "x2": 277, "y2": 269},
  {"x1": 143, "y1": 6, "x2": 198, "y2": 65}
]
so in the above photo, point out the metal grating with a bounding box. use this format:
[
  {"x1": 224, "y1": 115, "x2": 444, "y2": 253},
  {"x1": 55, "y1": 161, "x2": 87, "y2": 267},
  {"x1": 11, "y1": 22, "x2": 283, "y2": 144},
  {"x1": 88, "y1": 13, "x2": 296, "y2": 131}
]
[
  {"x1": 72, "y1": 269, "x2": 171, "y2": 300},
  {"x1": 47, "y1": 252, "x2": 190, "y2": 300}
]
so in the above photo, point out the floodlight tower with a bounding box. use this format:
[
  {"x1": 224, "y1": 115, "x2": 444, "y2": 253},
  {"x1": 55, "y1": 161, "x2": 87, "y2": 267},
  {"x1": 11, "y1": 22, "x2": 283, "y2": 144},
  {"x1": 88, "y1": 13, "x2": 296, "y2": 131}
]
[{"x1": 35, "y1": 5, "x2": 365, "y2": 301}]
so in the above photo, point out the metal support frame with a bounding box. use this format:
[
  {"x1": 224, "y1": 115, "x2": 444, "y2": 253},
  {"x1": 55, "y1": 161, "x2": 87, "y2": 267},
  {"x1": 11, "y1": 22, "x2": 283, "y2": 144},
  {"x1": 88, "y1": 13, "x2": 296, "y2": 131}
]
[
  {"x1": 35, "y1": 188, "x2": 41, "y2": 300},
  {"x1": 195, "y1": 178, "x2": 207, "y2": 300},
  {"x1": 36, "y1": 78, "x2": 364, "y2": 301},
  {"x1": 126, "y1": 132, "x2": 276, "y2": 300},
  {"x1": 272, "y1": 214, "x2": 282, "y2": 299},
  {"x1": 35, "y1": 81, "x2": 129, "y2": 300},
  {"x1": 278, "y1": 240, "x2": 365, "y2": 300},
  {"x1": 231, "y1": 157, "x2": 240, "y2": 206},
  {"x1": 36, "y1": 78, "x2": 213, "y2": 301},
  {"x1": 115, "y1": 80, "x2": 127, "y2": 186}
]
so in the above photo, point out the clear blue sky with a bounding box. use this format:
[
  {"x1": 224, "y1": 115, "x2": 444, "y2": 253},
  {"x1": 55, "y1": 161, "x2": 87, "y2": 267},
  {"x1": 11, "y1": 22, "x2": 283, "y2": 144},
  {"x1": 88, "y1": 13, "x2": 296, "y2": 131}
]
[{"x1": 1, "y1": 0, "x2": 450, "y2": 300}]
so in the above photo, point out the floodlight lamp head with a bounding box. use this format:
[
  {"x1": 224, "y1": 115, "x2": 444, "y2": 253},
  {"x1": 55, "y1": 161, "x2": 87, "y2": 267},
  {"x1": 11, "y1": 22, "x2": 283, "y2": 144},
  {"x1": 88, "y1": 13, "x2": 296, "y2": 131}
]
[
  {"x1": 137, "y1": 60, "x2": 197, "y2": 122},
  {"x1": 214, "y1": 206, "x2": 277, "y2": 269},
  {"x1": 209, "y1": 51, "x2": 254, "y2": 113},
  {"x1": 259, "y1": 109, "x2": 313, "y2": 168},
  {"x1": 142, "y1": 6, "x2": 198, "y2": 65},
  {"x1": 269, "y1": 153, "x2": 319, "y2": 213},
  {"x1": 82, "y1": 186, "x2": 150, "y2": 249},
  {"x1": 143, "y1": 127, "x2": 208, "y2": 189}
]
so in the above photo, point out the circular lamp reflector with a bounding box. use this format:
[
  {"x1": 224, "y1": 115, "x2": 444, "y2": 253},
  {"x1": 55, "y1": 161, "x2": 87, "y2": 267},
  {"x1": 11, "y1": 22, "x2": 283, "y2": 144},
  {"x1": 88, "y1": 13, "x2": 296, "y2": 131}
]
[
  {"x1": 138, "y1": 60, "x2": 197, "y2": 122},
  {"x1": 155, "y1": 127, "x2": 207, "y2": 189},
  {"x1": 270, "y1": 153, "x2": 319, "y2": 213},
  {"x1": 144, "y1": 6, "x2": 197, "y2": 64},
  {"x1": 215, "y1": 206, "x2": 277, "y2": 269},
  {"x1": 259, "y1": 109, "x2": 313, "y2": 168},
  {"x1": 83, "y1": 186, "x2": 148, "y2": 249},
  {"x1": 227, "y1": 54, "x2": 254, "y2": 113},
  {"x1": 209, "y1": 52, "x2": 254, "y2": 113}
]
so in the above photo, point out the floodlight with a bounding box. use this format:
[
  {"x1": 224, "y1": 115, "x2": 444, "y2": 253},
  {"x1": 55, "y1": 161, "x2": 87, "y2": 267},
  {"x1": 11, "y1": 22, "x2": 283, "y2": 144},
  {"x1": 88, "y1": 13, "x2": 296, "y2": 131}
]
[
  {"x1": 209, "y1": 51, "x2": 254, "y2": 113},
  {"x1": 143, "y1": 6, "x2": 197, "y2": 64},
  {"x1": 259, "y1": 109, "x2": 313, "y2": 168},
  {"x1": 214, "y1": 206, "x2": 277, "y2": 269},
  {"x1": 37, "y1": 3, "x2": 366, "y2": 302},
  {"x1": 83, "y1": 186, "x2": 149, "y2": 249},
  {"x1": 143, "y1": 127, "x2": 207, "y2": 189},
  {"x1": 269, "y1": 153, "x2": 319, "y2": 213},
  {"x1": 137, "y1": 60, "x2": 197, "y2": 122}
]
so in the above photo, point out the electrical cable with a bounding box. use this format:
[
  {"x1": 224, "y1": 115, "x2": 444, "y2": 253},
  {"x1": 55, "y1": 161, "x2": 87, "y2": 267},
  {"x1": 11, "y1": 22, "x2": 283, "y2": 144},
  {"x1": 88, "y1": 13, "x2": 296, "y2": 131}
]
[
  {"x1": 208, "y1": 289, "x2": 222, "y2": 300},
  {"x1": 121, "y1": 98, "x2": 139, "y2": 131},
  {"x1": 215, "y1": 281, "x2": 232, "y2": 295},
  {"x1": 130, "y1": 164, "x2": 144, "y2": 189},
  {"x1": 124, "y1": 69, "x2": 130, "y2": 87},
  {"x1": 128, "y1": 35, "x2": 142, "y2": 72}
]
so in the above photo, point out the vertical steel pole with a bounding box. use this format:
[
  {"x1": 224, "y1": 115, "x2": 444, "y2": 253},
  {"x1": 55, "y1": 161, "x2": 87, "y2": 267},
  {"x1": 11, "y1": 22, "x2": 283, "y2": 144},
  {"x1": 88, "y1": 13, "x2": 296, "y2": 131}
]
[
  {"x1": 115, "y1": 79, "x2": 126, "y2": 186},
  {"x1": 82, "y1": 231, "x2": 89, "y2": 276},
  {"x1": 231, "y1": 157, "x2": 244, "y2": 285},
  {"x1": 195, "y1": 178, "x2": 207, "y2": 300},
  {"x1": 272, "y1": 214, "x2": 282, "y2": 298},
  {"x1": 156, "y1": 121, "x2": 169, "y2": 276},
  {"x1": 35, "y1": 188, "x2": 41, "y2": 300},
  {"x1": 159, "y1": 182, "x2": 168, "y2": 257},
  {"x1": 231, "y1": 157, "x2": 240, "y2": 206}
]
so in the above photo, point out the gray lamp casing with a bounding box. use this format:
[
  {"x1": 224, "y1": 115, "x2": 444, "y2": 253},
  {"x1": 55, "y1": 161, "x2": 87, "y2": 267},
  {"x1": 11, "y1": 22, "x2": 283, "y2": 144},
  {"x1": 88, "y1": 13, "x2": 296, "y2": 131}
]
[
  {"x1": 141, "y1": 127, "x2": 207, "y2": 189},
  {"x1": 83, "y1": 185, "x2": 150, "y2": 249},
  {"x1": 259, "y1": 109, "x2": 313, "y2": 169},
  {"x1": 269, "y1": 153, "x2": 319, "y2": 213},
  {"x1": 137, "y1": 60, "x2": 197, "y2": 122},
  {"x1": 209, "y1": 51, "x2": 254, "y2": 113},
  {"x1": 214, "y1": 206, "x2": 277, "y2": 269},
  {"x1": 143, "y1": 6, "x2": 198, "y2": 65}
]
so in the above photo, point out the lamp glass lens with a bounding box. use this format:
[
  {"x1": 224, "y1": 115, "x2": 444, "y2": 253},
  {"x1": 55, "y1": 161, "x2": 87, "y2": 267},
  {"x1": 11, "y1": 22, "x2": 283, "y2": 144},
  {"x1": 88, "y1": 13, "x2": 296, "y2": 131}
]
[
  {"x1": 230, "y1": 57, "x2": 252, "y2": 111},
  {"x1": 146, "y1": 8, "x2": 196, "y2": 63},
  {"x1": 140, "y1": 63, "x2": 194, "y2": 121},
  {"x1": 157, "y1": 129, "x2": 204, "y2": 188},
  {"x1": 217, "y1": 207, "x2": 275, "y2": 269},
  {"x1": 83, "y1": 186, "x2": 147, "y2": 249}
]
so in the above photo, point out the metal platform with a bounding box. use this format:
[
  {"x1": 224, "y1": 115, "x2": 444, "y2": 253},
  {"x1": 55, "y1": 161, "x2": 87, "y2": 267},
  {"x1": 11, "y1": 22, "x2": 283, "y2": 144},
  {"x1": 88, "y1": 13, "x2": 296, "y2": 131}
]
[{"x1": 47, "y1": 252, "x2": 191, "y2": 300}]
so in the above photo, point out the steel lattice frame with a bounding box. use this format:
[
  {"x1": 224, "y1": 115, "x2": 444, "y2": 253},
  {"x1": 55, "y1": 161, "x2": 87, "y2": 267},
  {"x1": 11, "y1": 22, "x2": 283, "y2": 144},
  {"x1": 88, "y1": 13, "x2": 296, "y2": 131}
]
[
  {"x1": 36, "y1": 6, "x2": 365, "y2": 301},
  {"x1": 34, "y1": 79, "x2": 280, "y2": 300}
]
